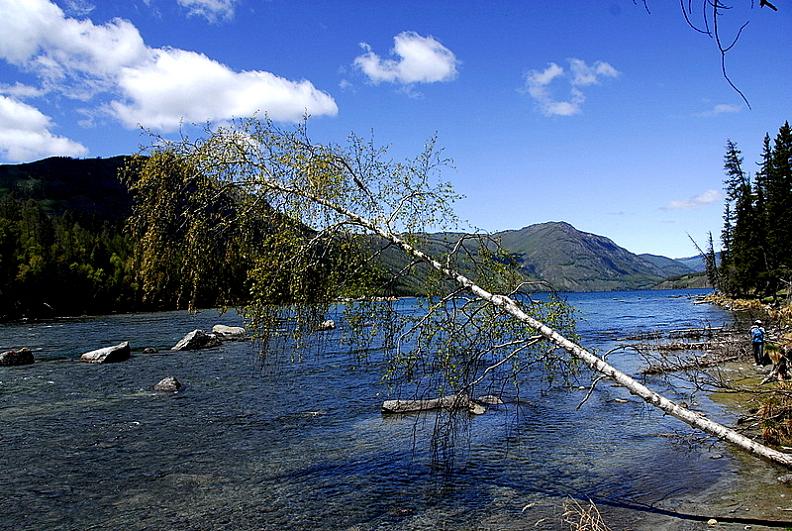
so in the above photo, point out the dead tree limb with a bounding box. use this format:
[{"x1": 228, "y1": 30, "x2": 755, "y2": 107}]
[{"x1": 255, "y1": 177, "x2": 792, "y2": 468}]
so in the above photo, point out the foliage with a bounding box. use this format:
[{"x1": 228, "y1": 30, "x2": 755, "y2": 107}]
[
  {"x1": 128, "y1": 118, "x2": 578, "y2": 397},
  {"x1": 715, "y1": 121, "x2": 792, "y2": 299},
  {"x1": 0, "y1": 154, "x2": 256, "y2": 320},
  {"x1": 0, "y1": 194, "x2": 140, "y2": 319},
  {"x1": 123, "y1": 152, "x2": 260, "y2": 310}
]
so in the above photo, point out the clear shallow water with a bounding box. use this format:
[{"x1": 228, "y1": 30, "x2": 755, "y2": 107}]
[{"x1": 0, "y1": 289, "x2": 743, "y2": 529}]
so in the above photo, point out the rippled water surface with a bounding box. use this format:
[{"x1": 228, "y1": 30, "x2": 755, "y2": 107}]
[{"x1": 0, "y1": 289, "x2": 742, "y2": 529}]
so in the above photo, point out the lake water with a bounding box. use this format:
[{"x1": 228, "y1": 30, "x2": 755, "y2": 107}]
[{"x1": 0, "y1": 289, "x2": 760, "y2": 529}]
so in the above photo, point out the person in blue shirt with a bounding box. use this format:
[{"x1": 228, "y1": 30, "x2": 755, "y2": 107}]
[{"x1": 751, "y1": 319, "x2": 766, "y2": 366}]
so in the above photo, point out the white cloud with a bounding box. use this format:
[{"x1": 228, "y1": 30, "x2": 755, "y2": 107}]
[
  {"x1": 176, "y1": 0, "x2": 237, "y2": 22},
  {"x1": 111, "y1": 48, "x2": 338, "y2": 130},
  {"x1": 0, "y1": 0, "x2": 337, "y2": 133},
  {"x1": 0, "y1": 82, "x2": 47, "y2": 99},
  {"x1": 0, "y1": 95, "x2": 87, "y2": 161},
  {"x1": 665, "y1": 189, "x2": 721, "y2": 210},
  {"x1": 695, "y1": 103, "x2": 742, "y2": 117},
  {"x1": 0, "y1": 0, "x2": 148, "y2": 85},
  {"x1": 522, "y1": 58, "x2": 619, "y2": 117},
  {"x1": 62, "y1": 0, "x2": 95, "y2": 17},
  {"x1": 354, "y1": 31, "x2": 458, "y2": 85},
  {"x1": 568, "y1": 59, "x2": 619, "y2": 87}
]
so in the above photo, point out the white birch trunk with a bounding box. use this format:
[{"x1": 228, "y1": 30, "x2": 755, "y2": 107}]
[{"x1": 263, "y1": 180, "x2": 792, "y2": 467}]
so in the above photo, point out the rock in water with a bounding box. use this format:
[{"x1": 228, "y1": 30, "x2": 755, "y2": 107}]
[
  {"x1": 142, "y1": 347, "x2": 158, "y2": 354},
  {"x1": 476, "y1": 395, "x2": 504, "y2": 405},
  {"x1": 171, "y1": 330, "x2": 221, "y2": 351},
  {"x1": 0, "y1": 348, "x2": 34, "y2": 366},
  {"x1": 212, "y1": 324, "x2": 246, "y2": 339},
  {"x1": 154, "y1": 376, "x2": 182, "y2": 392},
  {"x1": 80, "y1": 342, "x2": 131, "y2": 364},
  {"x1": 317, "y1": 319, "x2": 336, "y2": 331}
]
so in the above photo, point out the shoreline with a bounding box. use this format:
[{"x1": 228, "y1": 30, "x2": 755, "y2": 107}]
[
  {"x1": 649, "y1": 293, "x2": 792, "y2": 530},
  {"x1": 0, "y1": 287, "x2": 713, "y2": 325}
]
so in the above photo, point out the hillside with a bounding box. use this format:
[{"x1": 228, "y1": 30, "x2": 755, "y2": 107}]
[
  {"x1": 493, "y1": 222, "x2": 691, "y2": 291},
  {"x1": 675, "y1": 252, "x2": 721, "y2": 273},
  {"x1": 639, "y1": 253, "x2": 694, "y2": 278},
  {"x1": 652, "y1": 272, "x2": 709, "y2": 290},
  {"x1": 0, "y1": 157, "x2": 707, "y2": 308},
  {"x1": 0, "y1": 156, "x2": 130, "y2": 225}
]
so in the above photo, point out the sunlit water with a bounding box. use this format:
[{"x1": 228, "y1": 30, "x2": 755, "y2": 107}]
[{"x1": 0, "y1": 289, "x2": 749, "y2": 529}]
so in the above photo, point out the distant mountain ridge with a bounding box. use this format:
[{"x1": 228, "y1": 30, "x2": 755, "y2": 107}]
[
  {"x1": 0, "y1": 155, "x2": 130, "y2": 226},
  {"x1": 0, "y1": 156, "x2": 705, "y2": 292},
  {"x1": 490, "y1": 222, "x2": 699, "y2": 291}
]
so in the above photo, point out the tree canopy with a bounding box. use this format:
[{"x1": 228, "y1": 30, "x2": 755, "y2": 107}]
[
  {"x1": 715, "y1": 121, "x2": 792, "y2": 298},
  {"x1": 126, "y1": 117, "x2": 792, "y2": 467}
]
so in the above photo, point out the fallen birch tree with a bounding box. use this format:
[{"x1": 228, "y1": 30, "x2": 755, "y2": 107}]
[{"x1": 127, "y1": 118, "x2": 792, "y2": 468}]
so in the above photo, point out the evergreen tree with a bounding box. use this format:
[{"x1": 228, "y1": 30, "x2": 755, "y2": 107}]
[
  {"x1": 753, "y1": 134, "x2": 773, "y2": 293},
  {"x1": 770, "y1": 122, "x2": 792, "y2": 277},
  {"x1": 718, "y1": 121, "x2": 792, "y2": 298}
]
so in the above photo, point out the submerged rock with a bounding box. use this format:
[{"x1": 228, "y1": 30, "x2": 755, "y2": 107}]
[
  {"x1": 317, "y1": 319, "x2": 336, "y2": 331},
  {"x1": 142, "y1": 347, "x2": 158, "y2": 354},
  {"x1": 0, "y1": 348, "x2": 34, "y2": 366},
  {"x1": 171, "y1": 329, "x2": 221, "y2": 351},
  {"x1": 212, "y1": 324, "x2": 246, "y2": 340},
  {"x1": 154, "y1": 376, "x2": 182, "y2": 392},
  {"x1": 80, "y1": 342, "x2": 131, "y2": 364}
]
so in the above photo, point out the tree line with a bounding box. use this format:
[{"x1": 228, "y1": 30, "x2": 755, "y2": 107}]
[
  {"x1": 0, "y1": 152, "x2": 378, "y2": 321},
  {"x1": 714, "y1": 120, "x2": 792, "y2": 298},
  {"x1": 0, "y1": 162, "x2": 256, "y2": 321},
  {"x1": 0, "y1": 195, "x2": 142, "y2": 319}
]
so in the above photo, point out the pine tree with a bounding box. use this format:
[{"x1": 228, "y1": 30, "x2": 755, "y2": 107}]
[
  {"x1": 770, "y1": 122, "x2": 792, "y2": 279},
  {"x1": 719, "y1": 122, "x2": 792, "y2": 298},
  {"x1": 753, "y1": 134, "x2": 773, "y2": 294},
  {"x1": 721, "y1": 140, "x2": 760, "y2": 295}
]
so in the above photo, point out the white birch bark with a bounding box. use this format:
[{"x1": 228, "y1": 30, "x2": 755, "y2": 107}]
[{"x1": 257, "y1": 178, "x2": 792, "y2": 467}]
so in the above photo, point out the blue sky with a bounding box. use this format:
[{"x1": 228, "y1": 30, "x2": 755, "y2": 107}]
[{"x1": 0, "y1": 1, "x2": 789, "y2": 258}]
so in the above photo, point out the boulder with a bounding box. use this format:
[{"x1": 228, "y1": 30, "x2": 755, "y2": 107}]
[
  {"x1": 154, "y1": 376, "x2": 182, "y2": 392},
  {"x1": 171, "y1": 329, "x2": 221, "y2": 351},
  {"x1": 317, "y1": 319, "x2": 336, "y2": 331},
  {"x1": 212, "y1": 324, "x2": 246, "y2": 340},
  {"x1": 142, "y1": 347, "x2": 158, "y2": 354},
  {"x1": 0, "y1": 348, "x2": 34, "y2": 367},
  {"x1": 80, "y1": 342, "x2": 131, "y2": 364}
]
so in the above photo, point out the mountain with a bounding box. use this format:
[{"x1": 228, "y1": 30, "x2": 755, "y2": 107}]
[
  {"x1": 0, "y1": 157, "x2": 706, "y2": 295},
  {"x1": 0, "y1": 156, "x2": 130, "y2": 225},
  {"x1": 638, "y1": 253, "x2": 694, "y2": 278},
  {"x1": 493, "y1": 222, "x2": 684, "y2": 291},
  {"x1": 675, "y1": 252, "x2": 721, "y2": 273}
]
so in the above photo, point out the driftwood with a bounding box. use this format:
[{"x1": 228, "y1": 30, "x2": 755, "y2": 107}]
[
  {"x1": 382, "y1": 394, "x2": 486, "y2": 415},
  {"x1": 642, "y1": 354, "x2": 740, "y2": 375},
  {"x1": 258, "y1": 163, "x2": 792, "y2": 467},
  {"x1": 620, "y1": 327, "x2": 723, "y2": 341},
  {"x1": 367, "y1": 222, "x2": 792, "y2": 465},
  {"x1": 637, "y1": 329, "x2": 747, "y2": 375},
  {"x1": 633, "y1": 341, "x2": 715, "y2": 352}
]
